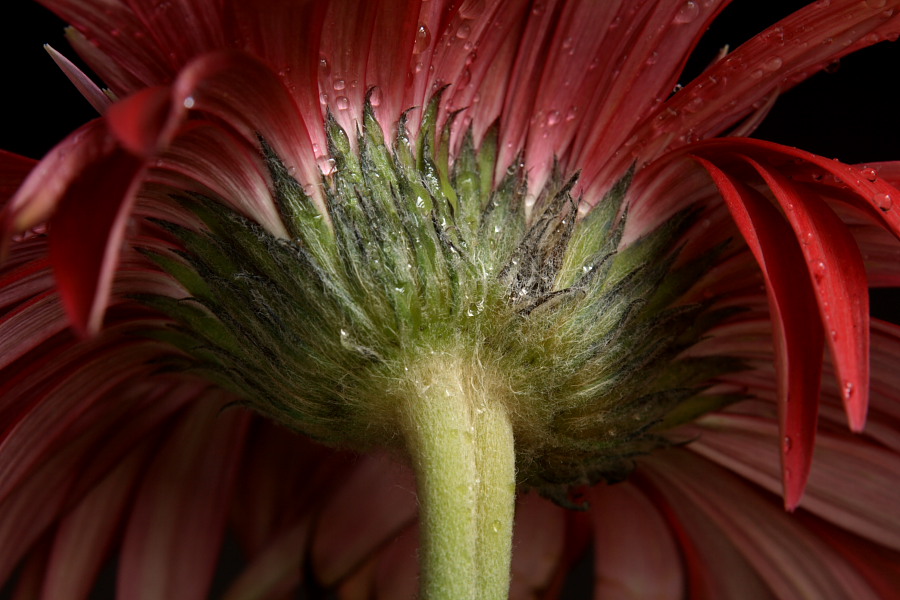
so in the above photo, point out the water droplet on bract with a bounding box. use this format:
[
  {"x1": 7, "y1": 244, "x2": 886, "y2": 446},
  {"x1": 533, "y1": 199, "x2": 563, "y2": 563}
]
[
  {"x1": 414, "y1": 24, "x2": 431, "y2": 54},
  {"x1": 866, "y1": 0, "x2": 887, "y2": 8},
  {"x1": 764, "y1": 56, "x2": 783, "y2": 71},
  {"x1": 317, "y1": 156, "x2": 336, "y2": 175},
  {"x1": 673, "y1": 1, "x2": 700, "y2": 24},
  {"x1": 844, "y1": 381, "x2": 855, "y2": 400},
  {"x1": 861, "y1": 167, "x2": 878, "y2": 182},
  {"x1": 783, "y1": 436, "x2": 792, "y2": 453},
  {"x1": 491, "y1": 520, "x2": 501, "y2": 533},
  {"x1": 333, "y1": 78, "x2": 346, "y2": 91},
  {"x1": 546, "y1": 110, "x2": 561, "y2": 126},
  {"x1": 875, "y1": 192, "x2": 893, "y2": 211},
  {"x1": 335, "y1": 96, "x2": 350, "y2": 110},
  {"x1": 182, "y1": 96, "x2": 195, "y2": 109}
]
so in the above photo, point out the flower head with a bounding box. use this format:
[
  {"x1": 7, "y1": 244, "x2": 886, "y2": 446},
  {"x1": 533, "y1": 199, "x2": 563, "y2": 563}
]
[{"x1": 3, "y1": 1, "x2": 900, "y2": 598}]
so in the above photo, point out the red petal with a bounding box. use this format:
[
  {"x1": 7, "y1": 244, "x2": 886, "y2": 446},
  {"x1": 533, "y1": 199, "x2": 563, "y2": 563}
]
[
  {"x1": 0, "y1": 150, "x2": 37, "y2": 207},
  {"x1": 692, "y1": 155, "x2": 824, "y2": 510},
  {"x1": 106, "y1": 86, "x2": 176, "y2": 157},
  {"x1": 49, "y1": 148, "x2": 146, "y2": 335},
  {"x1": 738, "y1": 156, "x2": 870, "y2": 430}
]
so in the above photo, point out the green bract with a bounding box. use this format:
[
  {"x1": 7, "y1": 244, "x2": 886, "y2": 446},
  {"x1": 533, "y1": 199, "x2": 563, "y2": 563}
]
[{"x1": 139, "y1": 93, "x2": 743, "y2": 506}]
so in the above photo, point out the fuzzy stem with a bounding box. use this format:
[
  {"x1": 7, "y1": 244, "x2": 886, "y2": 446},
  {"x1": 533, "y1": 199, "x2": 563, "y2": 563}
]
[{"x1": 402, "y1": 358, "x2": 516, "y2": 600}]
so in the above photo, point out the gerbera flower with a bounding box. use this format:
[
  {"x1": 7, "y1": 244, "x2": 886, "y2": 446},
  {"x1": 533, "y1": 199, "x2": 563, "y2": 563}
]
[{"x1": 3, "y1": 0, "x2": 900, "y2": 598}]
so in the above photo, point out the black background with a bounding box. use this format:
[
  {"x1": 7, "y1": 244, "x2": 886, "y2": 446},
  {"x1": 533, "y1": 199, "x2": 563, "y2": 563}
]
[{"x1": 1, "y1": 1, "x2": 899, "y2": 598}]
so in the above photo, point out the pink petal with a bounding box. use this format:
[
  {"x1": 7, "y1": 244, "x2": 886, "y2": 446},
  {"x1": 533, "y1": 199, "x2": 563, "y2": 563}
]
[
  {"x1": 312, "y1": 453, "x2": 417, "y2": 586},
  {"x1": 42, "y1": 447, "x2": 148, "y2": 600},
  {"x1": 635, "y1": 466, "x2": 772, "y2": 599},
  {"x1": 687, "y1": 413, "x2": 900, "y2": 550},
  {"x1": 171, "y1": 51, "x2": 323, "y2": 209},
  {"x1": 508, "y1": 493, "x2": 566, "y2": 600},
  {"x1": 372, "y1": 523, "x2": 420, "y2": 599},
  {"x1": 588, "y1": 482, "x2": 683, "y2": 600},
  {"x1": 222, "y1": 518, "x2": 312, "y2": 600},
  {"x1": 692, "y1": 155, "x2": 824, "y2": 509},
  {"x1": 644, "y1": 450, "x2": 886, "y2": 599},
  {"x1": 118, "y1": 400, "x2": 248, "y2": 600}
]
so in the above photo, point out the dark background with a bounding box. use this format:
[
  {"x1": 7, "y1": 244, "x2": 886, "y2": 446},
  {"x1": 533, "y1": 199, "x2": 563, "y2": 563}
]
[{"x1": 1, "y1": 1, "x2": 899, "y2": 598}]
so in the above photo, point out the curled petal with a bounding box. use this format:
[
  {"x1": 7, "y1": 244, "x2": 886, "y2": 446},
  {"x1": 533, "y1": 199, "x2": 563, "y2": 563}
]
[{"x1": 692, "y1": 155, "x2": 824, "y2": 509}]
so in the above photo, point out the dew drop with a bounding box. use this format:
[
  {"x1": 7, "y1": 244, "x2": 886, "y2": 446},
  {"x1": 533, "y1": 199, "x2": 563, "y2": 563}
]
[
  {"x1": 830, "y1": 329, "x2": 838, "y2": 342},
  {"x1": 491, "y1": 520, "x2": 501, "y2": 533},
  {"x1": 317, "y1": 156, "x2": 336, "y2": 175},
  {"x1": 875, "y1": 192, "x2": 893, "y2": 211},
  {"x1": 413, "y1": 24, "x2": 431, "y2": 54},
  {"x1": 335, "y1": 96, "x2": 350, "y2": 110},
  {"x1": 333, "y1": 78, "x2": 346, "y2": 91},
  {"x1": 318, "y1": 55, "x2": 330, "y2": 77},
  {"x1": 764, "y1": 56, "x2": 783, "y2": 71},
  {"x1": 546, "y1": 110, "x2": 561, "y2": 126},
  {"x1": 646, "y1": 51, "x2": 659, "y2": 66},
  {"x1": 369, "y1": 87, "x2": 383, "y2": 107},
  {"x1": 319, "y1": 92, "x2": 328, "y2": 105},
  {"x1": 783, "y1": 436, "x2": 792, "y2": 453},
  {"x1": 456, "y1": 23, "x2": 471, "y2": 40},
  {"x1": 182, "y1": 96, "x2": 195, "y2": 109},
  {"x1": 673, "y1": 1, "x2": 700, "y2": 24},
  {"x1": 843, "y1": 381, "x2": 855, "y2": 401},
  {"x1": 812, "y1": 260, "x2": 827, "y2": 283},
  {"x1": 861, "y1": 167, "x2": 878, "y2": 182}
]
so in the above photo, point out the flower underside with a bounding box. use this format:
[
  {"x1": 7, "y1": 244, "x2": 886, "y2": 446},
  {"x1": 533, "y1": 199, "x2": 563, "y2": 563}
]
[{"x1": 141, "y1": 93, "x2": 744, "y2": 505}]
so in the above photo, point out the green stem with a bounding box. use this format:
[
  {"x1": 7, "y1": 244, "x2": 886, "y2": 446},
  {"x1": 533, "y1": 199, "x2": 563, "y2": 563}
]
[{"x1": 401, "y1": 358, "x2": 516, "y2": 600}]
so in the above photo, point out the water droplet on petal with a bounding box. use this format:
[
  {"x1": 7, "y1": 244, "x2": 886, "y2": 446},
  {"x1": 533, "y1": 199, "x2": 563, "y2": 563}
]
[
  {"x1": 812, "y1": 260, "x2": 827, "y2": 283},
  {"x1": 456, "y1": 23, "x2": 471, "y2": 39},
  {"x1": 673, "y1": 1, "x2": 700, "y2": 24},
  {"x1": 413, "y1": 24, "x2": 431, "y2": 54},
  {"x1": 861, "y1": 167, "x2": 878, "y2": 182},
  {"x1": 546, "y1": 110, "x2": 561, "y2": 126},
  {"x1": 335, "y1": 96, "x2": 350, "y2": 110},
  {"x1": 764, "y1": 56, "x2": 783, "y2": 71},
  {"x1": 875, "y1": 192, "x2": 893, "y2": 211},
  {"x1": 783, "y1": 436, "x2": 792, "y2": 453},
  {"x1": 182, "y1": 96, "x2": 195, "y2": 109},
  {"x1": 319, "y1": 55, "x2": 330, "y2": 77},
  {"x1": 333, "y1": 78, "x2": 346, "y2": 91},
  {"x1": 491, "y1": 520, "x2": 501, "y2": 533},
  {"x1": 830, "y1": 329, "x2": 838, "y2": 342},
  {"x1": 843, "y1": 381, "x2": 855, "y2": 400}
]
